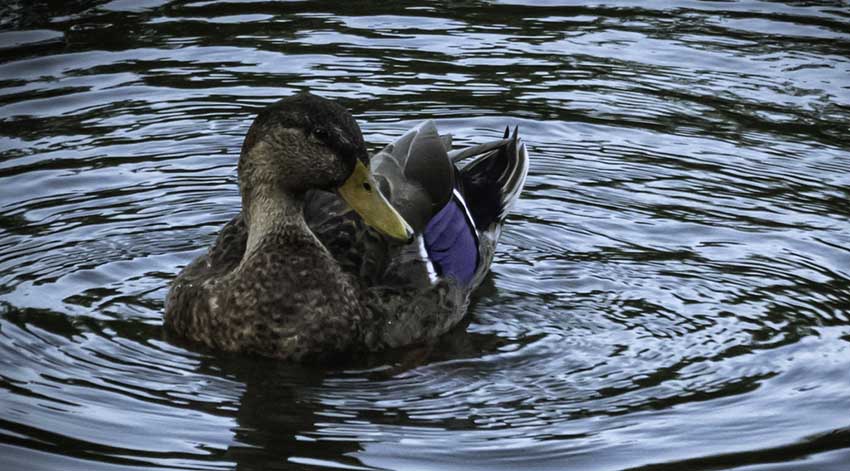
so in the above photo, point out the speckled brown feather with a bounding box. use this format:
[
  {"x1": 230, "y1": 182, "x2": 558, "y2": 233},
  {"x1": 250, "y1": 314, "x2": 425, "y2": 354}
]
[
  {"x1": 167, "y1": 221, "x2": 368, "y2": 361},
  {"x1": 165, "y1": 200, "x2": 466, "y2": 360}
]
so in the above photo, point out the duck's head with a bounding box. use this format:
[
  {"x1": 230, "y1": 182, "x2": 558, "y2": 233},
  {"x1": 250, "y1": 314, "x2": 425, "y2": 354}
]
[{"x1": 238, "y1": 93, "x2": 413, "y2": 242}]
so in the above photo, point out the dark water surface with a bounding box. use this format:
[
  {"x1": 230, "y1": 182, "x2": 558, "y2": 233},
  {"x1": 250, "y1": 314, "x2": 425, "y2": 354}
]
[{"x1": 2, "y1": 1, "x2": 850, "y2": 470}]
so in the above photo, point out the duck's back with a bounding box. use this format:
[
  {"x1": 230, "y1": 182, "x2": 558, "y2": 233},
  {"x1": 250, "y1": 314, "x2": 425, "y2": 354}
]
[
  {"x1": 307, "y1": 121, "x2": 528, "y2": 345},
  {"x1": 359, "y1": 121, "x2": 529, "y2": 292}
]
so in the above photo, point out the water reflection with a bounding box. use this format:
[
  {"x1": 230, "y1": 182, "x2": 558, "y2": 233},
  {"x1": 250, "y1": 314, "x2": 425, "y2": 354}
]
[{"x1": 171, "y1": 301, "x2": 517, "y2": 470}]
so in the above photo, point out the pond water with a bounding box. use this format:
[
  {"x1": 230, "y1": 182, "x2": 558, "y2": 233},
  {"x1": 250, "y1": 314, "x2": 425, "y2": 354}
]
[{"x1": 2, "y1": 1, "x2": 850, "y2": 470}]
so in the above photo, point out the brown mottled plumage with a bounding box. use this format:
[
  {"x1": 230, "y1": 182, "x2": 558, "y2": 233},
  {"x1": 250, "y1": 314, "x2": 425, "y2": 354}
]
[{"x1": 165, "y1": 92, "x2": 528, "y2": 361}]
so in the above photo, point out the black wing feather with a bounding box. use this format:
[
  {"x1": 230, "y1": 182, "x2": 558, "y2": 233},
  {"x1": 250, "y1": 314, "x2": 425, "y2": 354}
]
[{"x1": 458, "y1": 126, "x2": 529, "y2": 231}]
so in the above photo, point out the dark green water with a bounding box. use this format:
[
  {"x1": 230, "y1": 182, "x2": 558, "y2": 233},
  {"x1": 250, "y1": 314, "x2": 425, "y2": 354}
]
[{"x1": 2, "y1": 1, "x2": 850, "y2": 470}]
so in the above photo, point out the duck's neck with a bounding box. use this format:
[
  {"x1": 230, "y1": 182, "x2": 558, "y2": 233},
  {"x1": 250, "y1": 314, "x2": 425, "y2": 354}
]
[{"x1": 243, "y1": 186, "x2": 314, "y2": 258}]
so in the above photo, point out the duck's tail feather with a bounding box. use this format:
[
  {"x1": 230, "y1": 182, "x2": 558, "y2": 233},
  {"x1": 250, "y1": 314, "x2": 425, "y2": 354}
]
[
  {"x1": 448, "y1": 137, "x2": 511, "y2": 164},
  {"x1": 458, "y1": 126, "x2": 529, "y2": 231}
]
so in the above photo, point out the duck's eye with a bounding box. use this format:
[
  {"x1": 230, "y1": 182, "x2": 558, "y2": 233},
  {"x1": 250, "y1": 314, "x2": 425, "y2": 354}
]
[
  {"x1": 313, "y1": 128, "x2": 327, "y2": 139},
  {"x1": 362, "y1": 182, "x2": 372, "y2": 192}
]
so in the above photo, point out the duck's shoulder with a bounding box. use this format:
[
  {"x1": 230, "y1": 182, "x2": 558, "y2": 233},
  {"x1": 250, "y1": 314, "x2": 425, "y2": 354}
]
[
  {"x1": 208, "y1": 214, "x2": 248, "y2": 271},
  {"x1": 164, "y1": 215, "x2": 245, "y2": 339},
  {"x1": 168, "y1": 214, "x2": 247, "y2": 290}
]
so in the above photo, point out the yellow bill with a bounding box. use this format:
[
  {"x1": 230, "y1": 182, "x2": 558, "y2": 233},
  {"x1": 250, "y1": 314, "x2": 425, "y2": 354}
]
[{"x1": 338, "y1": 161, "x2": 414, "y2": 242}]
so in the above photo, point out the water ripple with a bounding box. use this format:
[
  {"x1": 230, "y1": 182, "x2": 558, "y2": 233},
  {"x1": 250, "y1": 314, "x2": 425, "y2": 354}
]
[{"x1": 2, "y1": 1, "x2": 850, "y2": 470}]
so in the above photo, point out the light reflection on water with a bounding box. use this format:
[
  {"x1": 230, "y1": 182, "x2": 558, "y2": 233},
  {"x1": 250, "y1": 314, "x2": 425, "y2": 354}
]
[{"x1": 1, "y1": 1, "x2": 849, "y2": 470}]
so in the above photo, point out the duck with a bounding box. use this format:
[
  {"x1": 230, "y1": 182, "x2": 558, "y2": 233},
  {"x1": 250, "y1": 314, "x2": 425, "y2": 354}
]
[{"x1": 164, "y1": 92, "x2": 529, "y2": 361}]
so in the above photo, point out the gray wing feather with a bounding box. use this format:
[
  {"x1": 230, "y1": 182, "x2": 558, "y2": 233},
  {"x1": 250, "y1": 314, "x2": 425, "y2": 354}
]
[{"x1": 371, "y1": 120, "x2": 454, "y2": 232}]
